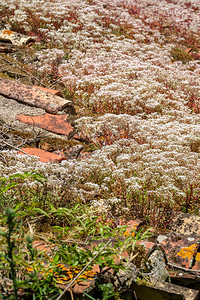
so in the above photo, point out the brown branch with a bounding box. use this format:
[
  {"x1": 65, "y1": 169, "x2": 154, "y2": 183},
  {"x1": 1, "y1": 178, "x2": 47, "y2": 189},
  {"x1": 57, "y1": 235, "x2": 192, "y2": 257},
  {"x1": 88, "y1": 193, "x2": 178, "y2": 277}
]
[
  {"x1": 167, "y1": 261, "x2": 200, "y2": 274},
  {"x1": 1, "y1": 140, "x2": 33, "y2": 157}
]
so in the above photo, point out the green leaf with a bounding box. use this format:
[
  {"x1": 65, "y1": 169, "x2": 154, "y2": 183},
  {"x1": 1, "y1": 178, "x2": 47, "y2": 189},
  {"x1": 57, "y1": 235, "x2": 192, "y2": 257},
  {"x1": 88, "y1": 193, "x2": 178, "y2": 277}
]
[
  {"x1": 30, "y1": 208, "x2": 49, "y2": 217},
  {"x1": 83, "y1": 292, "x2": 97, "y2": 300},
  {"x1": 53, "y1": 253, "x2": 59, "y2": 264}
]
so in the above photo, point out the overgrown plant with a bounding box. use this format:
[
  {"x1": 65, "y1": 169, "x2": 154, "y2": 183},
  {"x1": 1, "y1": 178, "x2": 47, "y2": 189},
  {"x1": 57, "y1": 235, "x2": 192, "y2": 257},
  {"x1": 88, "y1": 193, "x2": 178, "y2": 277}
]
[
  {"x1": 0, "y1": 172, "x2": 46, "y2": 209},
  {"x1": 0, "y1": 205, "x2": 152, "y2": 299},
  {"x1": 0, "y1": 208, "x2": 19, "y2": 299}
]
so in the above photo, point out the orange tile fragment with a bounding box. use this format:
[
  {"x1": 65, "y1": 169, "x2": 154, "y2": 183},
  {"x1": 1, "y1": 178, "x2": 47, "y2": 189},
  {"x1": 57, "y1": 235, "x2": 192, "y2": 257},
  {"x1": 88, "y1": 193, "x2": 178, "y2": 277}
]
[
  {"x1": 0, "y1": 78, "x2": 71, "y2": 114},
  {"x1": 185, "y1": 48, "x2": 193, "y2": 54},
  {"x1": 33, "y1": 86, "x2": 63, "y2": 97},
  {"x1": 124, "y1": 219, "x2": 143, "y2": 237},
  {"x1": 16, "y1": 113, "x2": 73, "y2": 136},
  {"x1": 18, "y1": 147, "x2": 66, "y2": 163}
]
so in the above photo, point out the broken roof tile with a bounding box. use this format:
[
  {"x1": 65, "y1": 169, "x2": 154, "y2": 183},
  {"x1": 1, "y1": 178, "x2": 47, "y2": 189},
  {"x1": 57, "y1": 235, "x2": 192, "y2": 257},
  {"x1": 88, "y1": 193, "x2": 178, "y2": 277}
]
[
  {"x1": 169, "y1": 213, "x2": 200, "y2": 236},
  {"x1": 17, "y1": 147, "x2": 67, "y2": 163},
  {"x1": 16, "y1": 113, "x2": 74, "y2": 136},
  {"x1": 158, "y1": 233, "x2": 200, "y2": 270},
  {"x1": 0, "y1": 79, "x2": 73, "y2": 114},
  {"x1": 0, "y1": 29, "x2": 36, "y2": 46},
  {"x1": 33, "y1": 86, "x2": 63, "y2": 97}
]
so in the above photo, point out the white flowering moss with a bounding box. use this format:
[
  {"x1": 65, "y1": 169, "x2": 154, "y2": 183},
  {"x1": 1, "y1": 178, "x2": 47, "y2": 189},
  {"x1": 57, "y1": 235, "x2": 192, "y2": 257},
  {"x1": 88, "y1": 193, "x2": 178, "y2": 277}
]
[{"x1": 1, "y1": 0, "x2": 200, "y2": 218}]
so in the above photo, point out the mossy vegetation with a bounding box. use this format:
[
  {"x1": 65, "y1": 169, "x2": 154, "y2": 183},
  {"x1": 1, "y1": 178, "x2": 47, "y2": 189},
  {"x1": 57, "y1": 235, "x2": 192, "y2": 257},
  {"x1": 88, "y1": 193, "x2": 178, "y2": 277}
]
[{"x1": 171, "y1": 47, "x2": 193, "y2": 63}]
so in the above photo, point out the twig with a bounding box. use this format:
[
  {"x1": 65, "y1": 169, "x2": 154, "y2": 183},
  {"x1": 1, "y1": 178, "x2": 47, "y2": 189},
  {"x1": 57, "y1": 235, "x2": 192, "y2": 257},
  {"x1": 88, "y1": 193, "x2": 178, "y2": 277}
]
[
  {"x1": 167, "y1": 261, "x2": 200, "y2": 274},
  {"x1": 69, "y1": 288, "x2": 74, "y2": 300},
  {"x1": 0, "y1": 54, "x2": 45, "y2": 86},
  {"x1": 1, "y1": 140, "x2": 33, "y2": 157},
  {"x1": 56, "y1": 239, "x2": 112, "y2": 300},
  {"x1": 46, "y1": 77, "x2": 63, "y2": 89}
]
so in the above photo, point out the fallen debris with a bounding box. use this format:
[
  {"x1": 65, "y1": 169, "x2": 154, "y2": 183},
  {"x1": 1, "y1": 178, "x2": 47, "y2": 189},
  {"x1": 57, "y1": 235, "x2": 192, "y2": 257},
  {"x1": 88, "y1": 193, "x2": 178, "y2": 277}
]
[
  {"x1": 157, "y1": 233, "x2": 200, "y2": 270},
  {"x1": 62, "y1": 144, "x2": 84, "y2": 159},
  {"x1": 169, "y1": 212, "x2": 200, "y2": 236},
  {"x1": 16, "y1": 113, "x2": 74, "y2": 136},
  {"x1": 17, "y1": 147, "x2": 67, "y2": 163},
  {"x1": 0, "y1": 29, "x2": 36, "y2": 46},
  {"x1": 0, "y1": 78, "x2": 73, "y2": 114},
  {"x1": 33, "y1": 86, "x2": 63, "y2": 97}
]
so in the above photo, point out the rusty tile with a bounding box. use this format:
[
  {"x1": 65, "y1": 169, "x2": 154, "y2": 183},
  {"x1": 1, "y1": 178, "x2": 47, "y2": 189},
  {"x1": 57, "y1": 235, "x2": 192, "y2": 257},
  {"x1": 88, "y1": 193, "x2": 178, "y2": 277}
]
[
  {"x1": 0, "y1": 78, "x2": 72, "y2": 114},
  {"x1": 63, "y1": 145, "x2": 84, "y2": 159},
  {"x1": 123, "y1": 219, "x2": 143, "y2": 237},
  {"x1": 158, "y1": 233, "x2": 200, "y2": 269},
  {"x1": 0, "y1": 29, "x2": 36, "y2": 46},
  {"x1": 18, "y1": 147, "x2": 66, "y2": 163},
  {"x1": 169, "y1": 213, "x2": 200, "y2": 236},
  {"x1": 33, "y1": 86, "x2": 63, "y2": 97},
  {"x1": 16, "y1": 113, "x2": 74, "y2": 136},
  {"x1": 169, "y1": 272, "x2": 197, "y2": 281},
  {"x1": 78, "y1": 151, "x2": 92, "y2": 160},
  {"x1": 185, "y1": 48, "x2": 193, "y2": 54},
  {"x1": 138, "y1": 241, "x2": 157, "y2": 257}
]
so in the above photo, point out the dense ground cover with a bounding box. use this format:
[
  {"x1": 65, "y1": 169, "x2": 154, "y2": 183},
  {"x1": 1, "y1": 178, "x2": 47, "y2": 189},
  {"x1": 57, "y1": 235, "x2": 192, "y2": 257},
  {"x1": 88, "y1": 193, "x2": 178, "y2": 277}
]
[
  {"x1": 0, "y1": 0, "x2": 200, "y2": 298},
  {"x1": 0, "y1": 0, "x2": 200, "y2": 225}
]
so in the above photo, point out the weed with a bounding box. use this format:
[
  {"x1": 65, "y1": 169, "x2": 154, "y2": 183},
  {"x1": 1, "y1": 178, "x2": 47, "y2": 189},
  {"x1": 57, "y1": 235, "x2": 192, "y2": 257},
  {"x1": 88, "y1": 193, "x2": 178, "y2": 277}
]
[
  {"x1": 0, "y1": 197, "x2": 151, "y2": 299},
  {"x1": 171, "y1": 47, "x2": 193, "y2": 64}
]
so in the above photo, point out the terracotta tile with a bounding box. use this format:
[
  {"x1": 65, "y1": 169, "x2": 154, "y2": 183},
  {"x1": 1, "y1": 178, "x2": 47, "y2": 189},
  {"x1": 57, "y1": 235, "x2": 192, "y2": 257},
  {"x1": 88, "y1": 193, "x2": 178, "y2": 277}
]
[
  {"x1": 32, "y1": 241, "x2": 98, "y2": 295},
  {"x1": 78, "y1": 151, "x2": 92, "y2": 160},
  {"x1": 196, "y1": 53, "x2": 200, "y2": 59},
  {"x1": 32, "y1": 241, "x2": 56, "y2": 254},
  {"x1": 18, "y1": 147, "x2": 66, "y2": 163},
  {"x1": 185, "y1": 48, "x2": 193, "y2": 54},
  {"x1": 33, "y1": 86, "x2": 63, "y2": 97},
  {"x1": 0, "y1": 78, "x2": 72, "y2": 114},
  {"x1": 123, "y1": 219, "x2": 143, "y2": 237},
  {"x1": 73, "y1": 132, "x2": 85, "y2": 141},
  {"x1": 63, "y1": 145, "x2": 84, "y2": 159},
  {"x1": 16, "y1": 113, "x2": 73, "y2": 136},
  {"x1": 71, "y1": 279, "x2": 96, "y2": 295},
  {"x1": 138, "y1": 241, "x2": 157, "y2": 257},
  {"x1": 0, "y1": 29, "x2": 36, "y2": 46},
  {"x1": 169, "y1": 213, "x2": 200, "y2": 236},
  {"x1": 158, "y1": 233, "x2": 200, "y2": 269},
  {"x1": 95, "y1": 217, "x2": 143, "y2": 235}
]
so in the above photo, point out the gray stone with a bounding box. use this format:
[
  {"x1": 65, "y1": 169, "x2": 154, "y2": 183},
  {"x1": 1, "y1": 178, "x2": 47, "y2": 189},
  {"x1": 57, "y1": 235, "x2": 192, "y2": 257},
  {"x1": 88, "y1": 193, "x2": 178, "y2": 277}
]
[
  {"x1": 157, "y1": 235, "x2": 168, "y2": 243},
  {"x1": 114, "y1": 262, "x2": 138, "y2": 288},
  {"x1": 148, "y1": 250, "x2": 170, "y2": 284}
]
